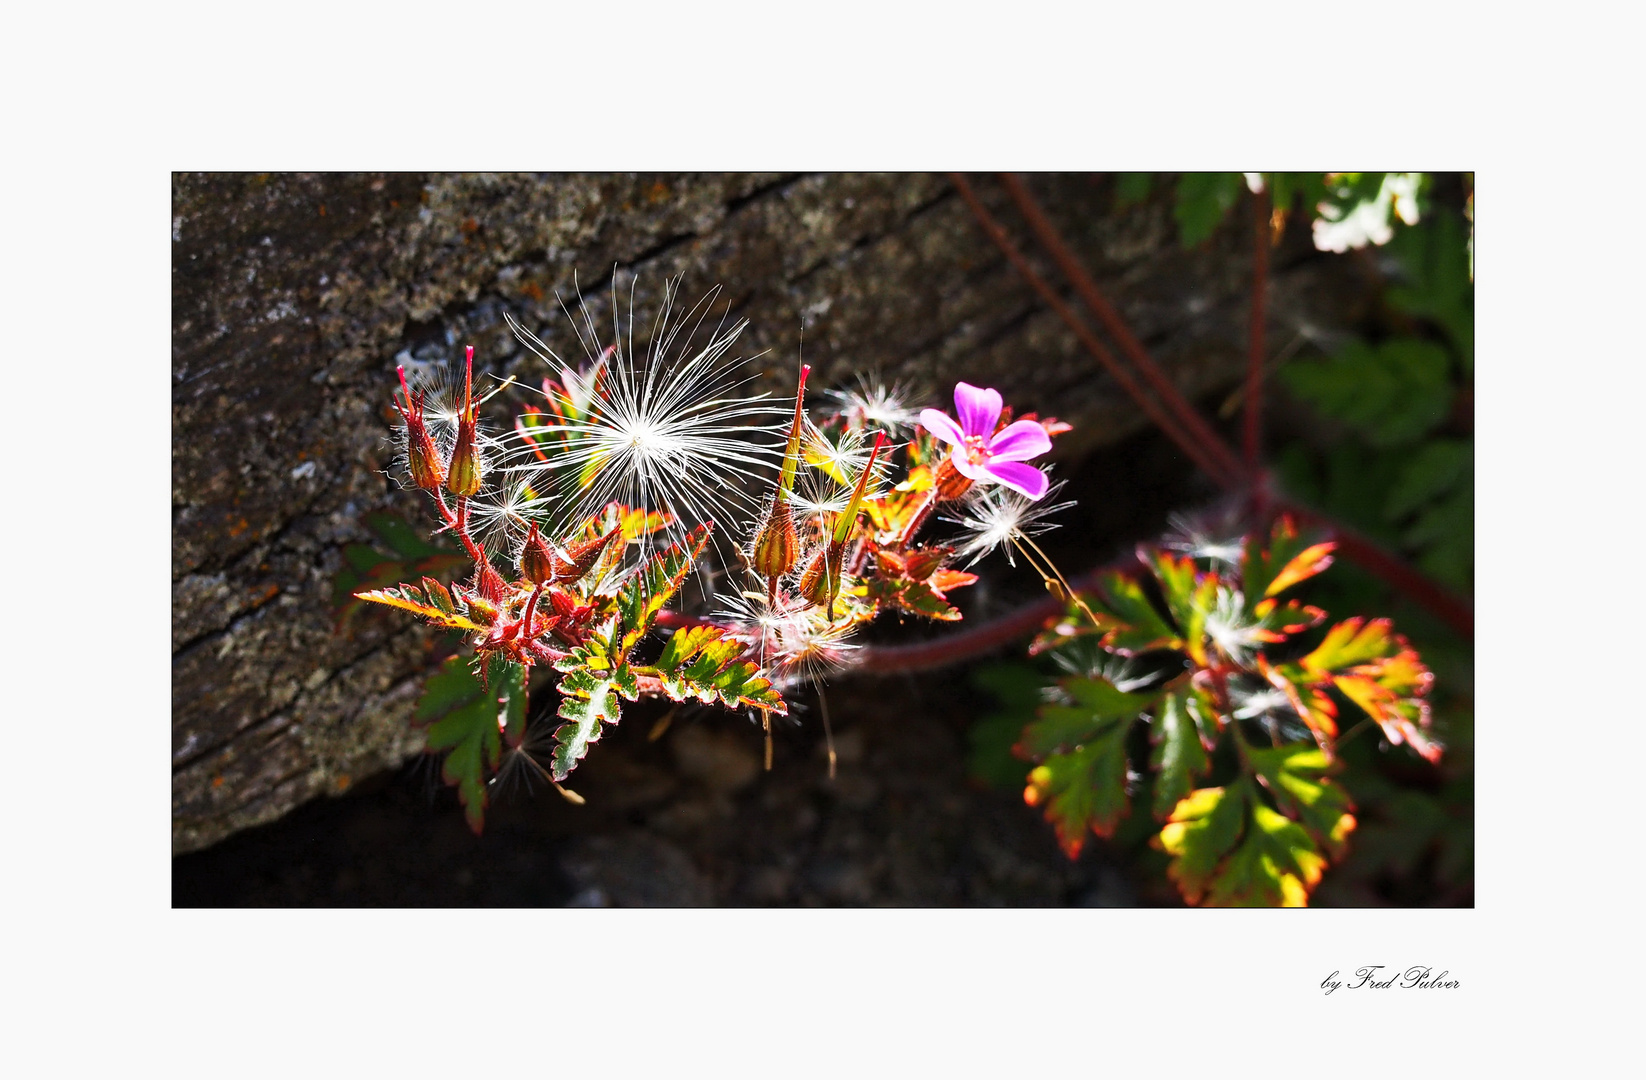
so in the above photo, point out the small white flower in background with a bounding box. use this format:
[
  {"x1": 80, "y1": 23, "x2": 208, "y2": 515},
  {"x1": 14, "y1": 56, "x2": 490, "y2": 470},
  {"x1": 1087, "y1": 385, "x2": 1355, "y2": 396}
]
[
  {"x1": 942, "y1": 478, "x2": 1075, "y2": 567},
  {"x1": 1312, "y1": 173, "x2": 1423, "y2": 253}
]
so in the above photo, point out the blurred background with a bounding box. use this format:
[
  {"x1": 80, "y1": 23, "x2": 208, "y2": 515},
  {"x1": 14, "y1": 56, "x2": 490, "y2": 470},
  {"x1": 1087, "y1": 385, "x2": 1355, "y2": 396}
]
[{"x1": 172, "y1": 172, "x2": 1472, "y2": 906}]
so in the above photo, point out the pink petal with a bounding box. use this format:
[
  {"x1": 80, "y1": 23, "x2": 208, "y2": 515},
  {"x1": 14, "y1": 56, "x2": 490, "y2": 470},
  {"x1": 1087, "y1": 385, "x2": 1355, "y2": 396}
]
[
  {"x1": 919, "y1": 408, "x2": 966, "y2": 447},
  {"x1": 984, "y1": 419, "x2": 1052, "y2": 462},
  {"x1": 949, "y1": 445, "x2": 993, "y2": 482},
  {"x1": 953, "y1": 381, "x2": 1002, "y2": 440},
  {"x1": 984, "y1": 460, "x2": 1049, "y2": 500}
]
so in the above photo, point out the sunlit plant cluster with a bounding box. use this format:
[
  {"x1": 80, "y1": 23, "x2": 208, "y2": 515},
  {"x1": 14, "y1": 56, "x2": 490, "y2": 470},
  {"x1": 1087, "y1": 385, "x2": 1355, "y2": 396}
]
[
  {"x1": 1006, "y1": 514, "x2": 1440, "y2": 906},
  {"x1": 355, "y1": 278, "x2": 1080, "y2": 830}
]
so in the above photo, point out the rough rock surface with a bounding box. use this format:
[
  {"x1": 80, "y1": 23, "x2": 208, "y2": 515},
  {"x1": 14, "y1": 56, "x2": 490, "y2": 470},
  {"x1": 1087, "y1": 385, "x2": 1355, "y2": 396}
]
[{"x1": 172, "y1": 172, "x2": 1363, "y2": 856}]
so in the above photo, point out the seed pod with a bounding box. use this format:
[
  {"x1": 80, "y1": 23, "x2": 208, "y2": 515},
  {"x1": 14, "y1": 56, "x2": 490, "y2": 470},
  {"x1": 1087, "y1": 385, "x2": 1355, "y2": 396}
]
[
  {"x1": 798, "y1": 544, "x2": 845, "y2": 612},
  {"x1": 520, "y1": 523, "x2": 557, "y2": 584},
  {"x1": 751, "y1": 498, "x2": 799, "y2": 592},
  {"x1": 394, "y1": 366, "x2": 445, "y2": 492},
  {"x1": 446, "y1": 346, "x2": 484, "y2": 496}
]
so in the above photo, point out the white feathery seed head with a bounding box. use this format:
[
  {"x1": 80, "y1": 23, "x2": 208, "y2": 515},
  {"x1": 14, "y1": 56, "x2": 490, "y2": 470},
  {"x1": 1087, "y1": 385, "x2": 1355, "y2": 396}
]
[
  {"x1": 499, "y1": 276, "x2": 788, "y2": 551},
  {"x1": 715, "y1": 587, "x2": 865, "y2": 688},
  {"x1": 941, "y1": 477, "x2": 1075, "y2": 568},
  {"x1": 823, "y1": 372, "x2": 926, "y2": 435},
  {"x1": 1203, "y1": 586, "x2": 1266, "y2": 667}
]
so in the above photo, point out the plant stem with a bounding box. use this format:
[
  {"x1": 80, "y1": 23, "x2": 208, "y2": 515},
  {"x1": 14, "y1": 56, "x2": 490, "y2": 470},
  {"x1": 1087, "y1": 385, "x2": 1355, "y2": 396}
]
[
  {"x1": 1277, "y1": 499, "x2": 1474, "y2": 641},
  {"x1": 948, "y1": 173, "x2": 1244, "y2": 490},
  {"x1": 996, "y1": 172, "x2": 1251, "y2": 487},
  {"x1": 1244, "y1": 182, "x2": 1270, "y2": 471}
]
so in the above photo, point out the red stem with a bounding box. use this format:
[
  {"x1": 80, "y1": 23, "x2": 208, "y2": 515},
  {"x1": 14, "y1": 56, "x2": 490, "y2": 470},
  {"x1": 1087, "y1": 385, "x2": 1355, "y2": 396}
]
[
  {"x1": 997, "y1": 173, "x2": 1250, "y2": 487},
  {"x1": 1244, "y1": 183, "x2": 1270, "y2": 471},
  {"x1": 1278, "y1": 500, "x2": 1474, "y2": 641},
  {"x1": 948, "y1": 173, "x2": 1243, "y2": 491}
]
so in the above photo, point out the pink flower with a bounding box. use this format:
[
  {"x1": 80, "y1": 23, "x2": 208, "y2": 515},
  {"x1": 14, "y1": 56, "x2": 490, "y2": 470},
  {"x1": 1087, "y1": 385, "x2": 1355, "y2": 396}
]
[{"x1": 919, "y1": 382, "x2": 1052, "y2": 500}]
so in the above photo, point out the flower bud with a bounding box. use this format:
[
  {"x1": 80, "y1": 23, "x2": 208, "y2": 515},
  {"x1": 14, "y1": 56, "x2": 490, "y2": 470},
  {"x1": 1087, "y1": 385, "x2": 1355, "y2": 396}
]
[{"x1": 932, "y1": 456, "x2": 974, "y2": 502}]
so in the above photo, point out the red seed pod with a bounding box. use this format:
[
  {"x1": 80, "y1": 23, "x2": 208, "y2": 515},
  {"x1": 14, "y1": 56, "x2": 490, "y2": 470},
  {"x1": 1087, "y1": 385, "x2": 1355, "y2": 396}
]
[
  {"x1": 394, "y1": 366, "x2": 445, "y2": 493},
  {"x1": 520, "y1": 523, "x2": 558, "y2": 584}
]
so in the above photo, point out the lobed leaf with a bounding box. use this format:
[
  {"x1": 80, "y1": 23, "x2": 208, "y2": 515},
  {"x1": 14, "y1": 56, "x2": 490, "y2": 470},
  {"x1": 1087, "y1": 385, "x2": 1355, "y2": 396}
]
[
  {"x1": 549, "y1": 654, "x2": 639, "y2": 781},
  {"x1": 649, "y1": 624, "x2": 786, "y2": 713},
  {"x1": 1023, "y1": 733, "x2": 1132, "y2": 859},
  {"x1": 610, "y1": 523, "x2": 711, "y2": 660},
  {"x1": 1150, "y1": 688, "x2": 1212, "y2": 820},
  {"x1": 1095, "y1": 571, "x2": 1180, "y2": 655},
  {"x1": 1246, "y1": 743, "x2": 1358, "y2": 860},
  {"x1": 353, "y1": 583, "x2": 485, "y2": 633},
  {"x1": 1156, "y1": 783, "x2": 1248, "y2": 904},
  {"x1": 415, "y1": 656, "x2": 525, "y2": 833}
]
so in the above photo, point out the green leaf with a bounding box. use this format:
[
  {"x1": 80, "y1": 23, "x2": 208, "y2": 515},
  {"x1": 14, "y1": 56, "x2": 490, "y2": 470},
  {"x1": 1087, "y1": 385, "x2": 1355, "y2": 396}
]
[
  {"x1": 1279, "y1": 338, "x2": 1452, "y2": 446},
  {"x1": 610, "y1": 524, "x2": 711, "y2": 660},
  {"x1": 1203, "y1": 804, "x2": 1326, "y2": 907},
  {"x1": 549, "y1": 654, "x2": 638, "y2": 781},
  {"x1": 649, "y1": 624, "x2": 786, "y2": 712},
  {"x1": 352, "y1": 582, "x2": 485, "y2": 633},
  {"x1": 1024, "y1": 732, "x2": 1133, "y2": 859},
  {"x1": 1150, "y1": 688, "x2": 1211, "y2": 820},
  {"x1": 1017, "y1": 676, "x2": 1155, "y2": 758},
  {"x1": 1095, "y1": 571, "x2": 1180, "y2": 654},
  {"x1": 1156, "y1": 782, "x2": 1248, "y2": 904},
  {"x1": 1301, "y1": 616, "x2": 1401, "y2": 674},
  {"x1": 1174, "y1": 172, "x2": 1245, "y2": 247},
  {"x1": 415, "y1": 655, "x2": 525, "y2": 833},
  {"x1": 1246, "y1": 743, "x2": 1357, "y2": 860},
  {"x1": 967, "y1": 663, "x2": 1045, "y2": 790}
]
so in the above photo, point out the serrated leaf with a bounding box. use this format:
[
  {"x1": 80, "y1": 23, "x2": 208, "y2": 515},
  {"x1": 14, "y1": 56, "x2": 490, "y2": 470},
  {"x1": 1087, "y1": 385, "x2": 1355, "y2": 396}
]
[
  {"x1": 1151, "y1": 688, "x2": 1211, "y2": 820},
  {"x1": 549, "y1": 659, "x2": 634, "y2": 781},
  {"x1": 1301, "y1": 617, "x2": 1399, "y2": 674},
  {"x1": 610, "y1": 523, "x2": 711, "y2": 660},
  {"x1": 1156, "y1": 783, "x2": 1248, "y2": 904},
  {"x1": 353, "y1": 584, "x2": 485, "y2": 633},
  {"x1": 1259, "y1": 658, "x2": 1341, "y2": 746},
  {"x1": 1095, "y1": 571, "x2": 1180, "y2": 654},
  {"x1": 1023, "y1": 728, "x2": 1133, "y2": 858},
  {"x1": 1152, "y1": 550, "x2": 1198, "y2": 626},
  {"x1": 415, "y1": 655, "x2": 525, "y2": 833},
  {"x1": 1246, "y1": 743, "x2": 1357, "y2": 860},
  {"x1": 649, "y1": 624, "x2": 786, "y2": 712},
  {"x1": 1017, "y1": 676, "x2": 1155, "y2": 758},
  {"x1": 1240, "y1": 516, "x2": 1333, "y2": 605},
  {"x1": 1203, "y1": 804, "x2": 1325, "y2": 907}
]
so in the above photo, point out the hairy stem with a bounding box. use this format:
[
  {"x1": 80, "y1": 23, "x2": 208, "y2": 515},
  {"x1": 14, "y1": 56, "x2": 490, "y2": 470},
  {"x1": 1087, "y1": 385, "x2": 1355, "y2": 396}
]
[
  {"x1": 996, "y1": 172, "x2": 1251, "y2": 487},
  {"x1": 948, "y1": 173, "x2": 1243, "y2": 490}
]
